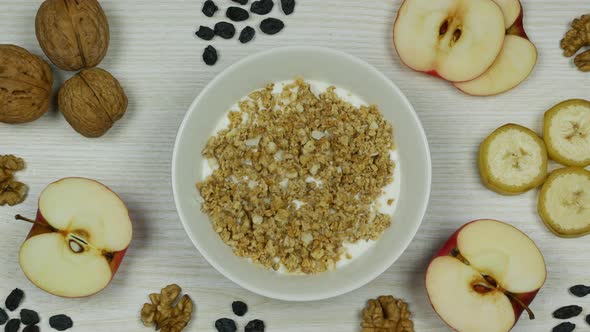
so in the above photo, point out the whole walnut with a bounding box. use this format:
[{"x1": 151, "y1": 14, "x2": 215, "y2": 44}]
[
  {"x1": 58, "y1": 68, "x2": 127, "y2": 138},
  {"x1": 35, "y1": 0, "x2": 109, "y2": 71},
  {"x1": 0, "y1": 45, "x2": 53, "y2": 124}
]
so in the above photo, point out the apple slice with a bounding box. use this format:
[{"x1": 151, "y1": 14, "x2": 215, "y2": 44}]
[
  {"x1": 393, "y1": 0, "x2": 506, "y2": 82},
  {"x1": 454, "y1": 35, "x2": 537, "y2": 96},
  {"x1": 493, "y1": 0, "x2": 522, "y2": 29},
  {"x1": 426, "y1": 219, "x2": 546, "y2": 332},
  {"x1": 18, "y1": 178, "x2": 132, "y2": 298}
]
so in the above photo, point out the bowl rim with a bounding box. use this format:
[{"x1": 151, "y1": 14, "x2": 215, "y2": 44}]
[{"x1": 172, "y1": 46, "x2": 432, "y2": 301}]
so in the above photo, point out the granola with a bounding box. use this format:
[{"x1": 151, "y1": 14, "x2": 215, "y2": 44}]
[{"x1": 197, "y1": 79, "x2": 396, "y2": 274}]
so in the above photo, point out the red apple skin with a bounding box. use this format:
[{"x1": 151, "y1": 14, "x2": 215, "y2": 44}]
[
  {"x1": 506, "y1": 3, "x2": 528, "y2": 40},
  {"x1": 21, "y1": 177, "x2": 131, "y2": 298},
  {"x1": 426, "y1": 220, "x2": 546, "y2": 330}
]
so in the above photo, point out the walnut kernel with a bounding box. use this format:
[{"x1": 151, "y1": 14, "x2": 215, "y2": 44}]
[
  {"x1": 361, "y1": 296, "x2": 414, "y2": 332},
  {"x1": 140, "y1": 284, "x2": 193, "y2": 332},
  {"x1": 0, "y1": 155, "x2": 28, "y2": 206},
  {"x1": 561, "y1": 14, "x2": 590, "y2": 72}
]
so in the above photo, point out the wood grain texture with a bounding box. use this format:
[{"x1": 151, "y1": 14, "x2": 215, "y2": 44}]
[{"x1": 1, "y1": 0, "x2": 589, "y2": 331}]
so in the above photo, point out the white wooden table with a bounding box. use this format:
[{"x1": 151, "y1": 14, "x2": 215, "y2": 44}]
[{"x1": 1, "y1": 1, "x2": 589, "y2": 331}]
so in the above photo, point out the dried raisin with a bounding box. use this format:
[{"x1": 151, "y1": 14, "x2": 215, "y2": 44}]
[
  {"x1": 5, "y1": 289, "x2": 24, "y2": 311},
  {"x1": 553, "y1": 322, "x2": 576, "y2": 332},
  {"x1": 196, "y1": 26, "x2": 215, "y2": 40},
  {"x1": 215, "y1": 318, "x2": 237, "y2": 332},
  {"x1": 4, "y1": 319, "x2": 20, "y2": 332},
  {"x1": 49, "y1": 314, "x2": 73, "y2": 331},
  {"x1": 231, "y1": 301, "x2": 248, "y2": 316},
  {"x1": 227, "y1": 7, "x2": 250, "y2": 22},
  {"x1": 553, "y1": 305, "x2": 583, "y2": 319},
  {"x1": 280, "y1": 0, "x2": 295, "y2": 15},
  {"x1": 23, "y1": 325, "x2": 40, "y2": 332},
  {"x1": 0, "y1": 308, "x2": 7, "y2": 325},
  {"x1": 570, "y1": 285, "x2": 590, "y2": 297},
  {"x1": 239, "y1": 26, "x2": 256, "y2": 44},
  {"x1": 203, "y1": 46, "x2": 218, "y2": 66},
  {"x1": 214, "y1": 22, "x2": 236, "y2": 39},
  {"x1": 20, "y1": 309, "x2": 39, "y2": 326},
  {"x1": 586, "y1": 314, "x2": 590, "y2": 326},
  {"x1": 245, "y1": 319, "x2": 265, "y2": 332},
  {"x1": 202, "y1": 0, "x2": 219, "y2": 17},
  {"x1": 232, "y1": 0, "x2": 248, "y2": 4},
  {"x1": 260, "y1": 18, "x2": 284, "y2": 35},
  {"x1": 250, "y1": 0, "x2": 274, "y2": 15}
]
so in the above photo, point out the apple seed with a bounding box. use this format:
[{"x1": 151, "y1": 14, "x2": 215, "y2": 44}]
[{"x1": 68, "y1": 240, "x2": 84, "y2": 254}]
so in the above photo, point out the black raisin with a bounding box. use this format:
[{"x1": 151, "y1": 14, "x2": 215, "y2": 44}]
[
  {"x1": 20, "y1": 309, "x2": 39, "y2": 326},
  {"x1": 553, "y1": 305, "x2": 583, "y2": 319},
  {"x1": 280, "y1": 0, "x2": 295, "y2": 15},
  {"x1": 231, "y1": 301, "x2": 248, "y2": 316},
  {"x1": 553, "y1": 322, "x2": 576, "y2": 332},
  {"x1": 203, "y1": 46, "x2": 218, "y2": 66},
  {"x1": 245, "y1": 319, "x2": 265, "y2": 332},
  {"x1": 202, "y1": 0, "x2": 219, "y2": 17},
  {"x1": 214, "y1": 22, "x2": 236, "y2": 39},
  {"x1": 49, "y1": 314, "x2": 73, "y2": 331},
  {"x1": 227, "y1": 7, "x2": 250, "y2": 22},
  {"x1": 586, "y1": 314, "x2": 590, "y2": 326},
  {"x1": 232, "y1": 0, "x2": 248, "y2": 4},
  {"x1": 4, "y1": 319, "x2": 20, "y2": 332},
  {"x1": 260, "y1": 18, "x2": 284, "y2": 35},
  {"x1": 250, "y1": 0, "x2": 274, "y2": 15},
  {"x1": 23, "y1": 325, "x2": 40, "y2": 332},
  {"x1": 196, "y1": 26, "x2": 215, "y2": 40},
  {"x1": 239, "y1": 26, "x2": 256, "y2": 44},
  {"x1": 5, "y1": 289, "x2": 24, "y2": 312},
  {"x1": 0, "y1": 308, "x2": 7, "y2": 325},
  {"x1": 214, "y1": 318, "x2": 237, "y2": 332},
  {"x1": 570, "y1": 285, "x2": 590, "y2": 297}
]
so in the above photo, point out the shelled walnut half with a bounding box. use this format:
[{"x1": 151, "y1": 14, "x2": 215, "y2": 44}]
[
  {"x1": 141, "y1": 284, "x2": 193, "y2": 332},
  {"x1": 0, "y1": 155, "x2": 27, "y2": 206},
  {"x1": 561, "y1": 14, "x2": 590, "y2": 72},
  {"x1": 361, "y1": 295, "x2": 414, "y2": 332}
]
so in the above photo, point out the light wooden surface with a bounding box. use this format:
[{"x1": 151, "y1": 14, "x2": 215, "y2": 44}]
[{"x1": 1, "y1": 0, "x2": 589, "y2": 331}]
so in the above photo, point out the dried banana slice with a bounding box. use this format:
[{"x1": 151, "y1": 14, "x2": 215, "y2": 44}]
[
  {"x1": 543, "y1": 99, "x2": 590, "y2": 167},
  {"x1": 479, "y1": 124, "x2": 548, "y2": 195},
  {"x1": 539, "y1": 167, "x2": 590, "y2": 238}
]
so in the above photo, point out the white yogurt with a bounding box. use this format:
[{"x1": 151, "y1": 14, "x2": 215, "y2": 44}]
[{"x1": 201, "y1": 80, "x2": 401, "y2": 273}]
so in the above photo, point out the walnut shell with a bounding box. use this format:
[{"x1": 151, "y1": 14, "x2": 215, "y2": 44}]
[
  {"x1": 0, "y1": 45, "x2": 53, "y2": 124},
  {"x1": 35, "y1": 0, "x2": 109, "y2": 71},
  {"x1": 58, "y1": 68, "x2": 127, "y2": 138}
]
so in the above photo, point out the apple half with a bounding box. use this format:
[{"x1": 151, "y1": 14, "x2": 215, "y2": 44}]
[
  {"x1": 18, "y1": 178, "x2": 132, "y2": 298},
  {"x1": 393, "y1": 0, "x2": 506, "y2": 82},
  {"x1": 426, "y1": 219, "x2": 546, "y2": 332}
]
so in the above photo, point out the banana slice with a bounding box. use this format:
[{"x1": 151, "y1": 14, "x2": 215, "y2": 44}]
[
  {"x1": 539, "y1": 167, "x2": 590, "y2": 238},
  {"x1": 479, "y1": 124, "x2": 548, "y2": 195},
  {"x1": 543, "y1": 99, "x2": 590, "y2": 167}
]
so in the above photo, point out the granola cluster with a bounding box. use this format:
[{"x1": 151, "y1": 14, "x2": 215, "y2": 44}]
[{"x1": 197, "y1": 79, "x2": 395, "y2": 273}]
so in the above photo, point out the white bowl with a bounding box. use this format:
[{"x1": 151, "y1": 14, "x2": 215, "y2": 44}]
[{"x1": 172, "y1": 46, "x2": 431, "y2": 301}]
